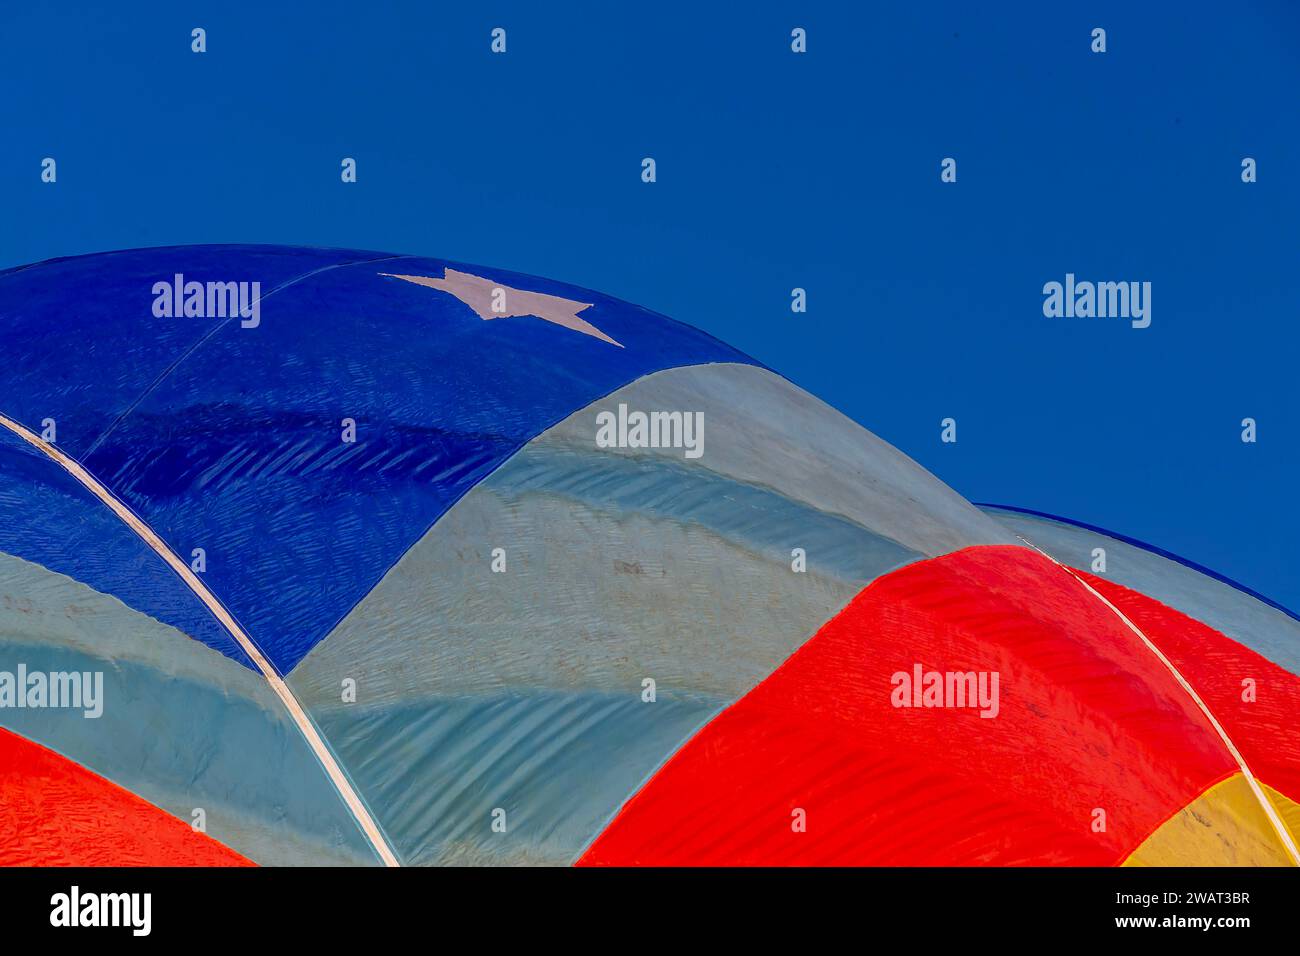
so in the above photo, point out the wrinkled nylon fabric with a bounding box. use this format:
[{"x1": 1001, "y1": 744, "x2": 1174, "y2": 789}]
[
  {"x1": 0, "y1": 245, "x2": 754, "y2": 674},
  {"x1": 581, "y1": 546, "x2": 1238, "y2": 865}
]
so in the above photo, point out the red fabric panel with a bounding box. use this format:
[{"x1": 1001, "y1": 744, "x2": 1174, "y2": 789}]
[
  {"x1": 0, "y1": 727, "x2": 253, "y2": 866},
  {"x1": 1080, "y1": 570, "x2": 1300, "y2": 804},
  {"x1": 579, "y1": 545, "x2": 1235, "y2": 865}
]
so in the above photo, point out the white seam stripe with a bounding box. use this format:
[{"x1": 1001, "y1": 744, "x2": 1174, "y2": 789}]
[
  {"x1": 1015, "y1": 535, "x2": 1300, "y2": 866},
  {"x1": 0, "y1": 412, "x2": 401, "y2": 867}
]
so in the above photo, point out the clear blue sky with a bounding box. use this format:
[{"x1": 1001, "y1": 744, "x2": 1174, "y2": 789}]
[{"x1": 2, "y1": 1, "x2": 1297, "y2": 609}]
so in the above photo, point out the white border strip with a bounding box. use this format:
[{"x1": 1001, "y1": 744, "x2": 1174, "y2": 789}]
[
  {"x1": 0, "y1": 412, "x2": 401, "y2": 867},
  {"x1": 1016, "y1": 534, "x2": 1300, "y2": 865}
]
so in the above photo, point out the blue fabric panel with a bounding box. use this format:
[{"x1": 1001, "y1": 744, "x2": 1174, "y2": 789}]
[
  {"x1": 0, "y1": 245, "x2": 755, "y2": 672},
  {"x1": 0, "y1": 245, "x2": 390, "y2": 454},
  {"x1": 314, "y1": 691, "x2": 722, "y2": 866},
  {"x1": 0, "y1": 428, "x2": 249, "y2": 666}
]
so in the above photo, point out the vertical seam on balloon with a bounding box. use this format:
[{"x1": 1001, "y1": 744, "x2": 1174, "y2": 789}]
[
  {"x1": 0, "y1": 410, "x2": 402, "y2": 868},
  {"x1": 1015, "y1": 533, "x2": 1300, "y2": 866}
]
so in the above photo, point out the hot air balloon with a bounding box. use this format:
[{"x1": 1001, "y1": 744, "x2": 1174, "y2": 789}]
[{"x1": 0, "y1": 245, "x2": 1295, "y2": 867}]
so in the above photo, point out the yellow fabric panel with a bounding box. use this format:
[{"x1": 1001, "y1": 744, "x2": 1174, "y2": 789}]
[
  {"x1": 1263, "y1": 782, "x2": 1300, "y2": 849},
  {"x1": 1123, "y1": 774, "x2": 1292, "y2": 867}
]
